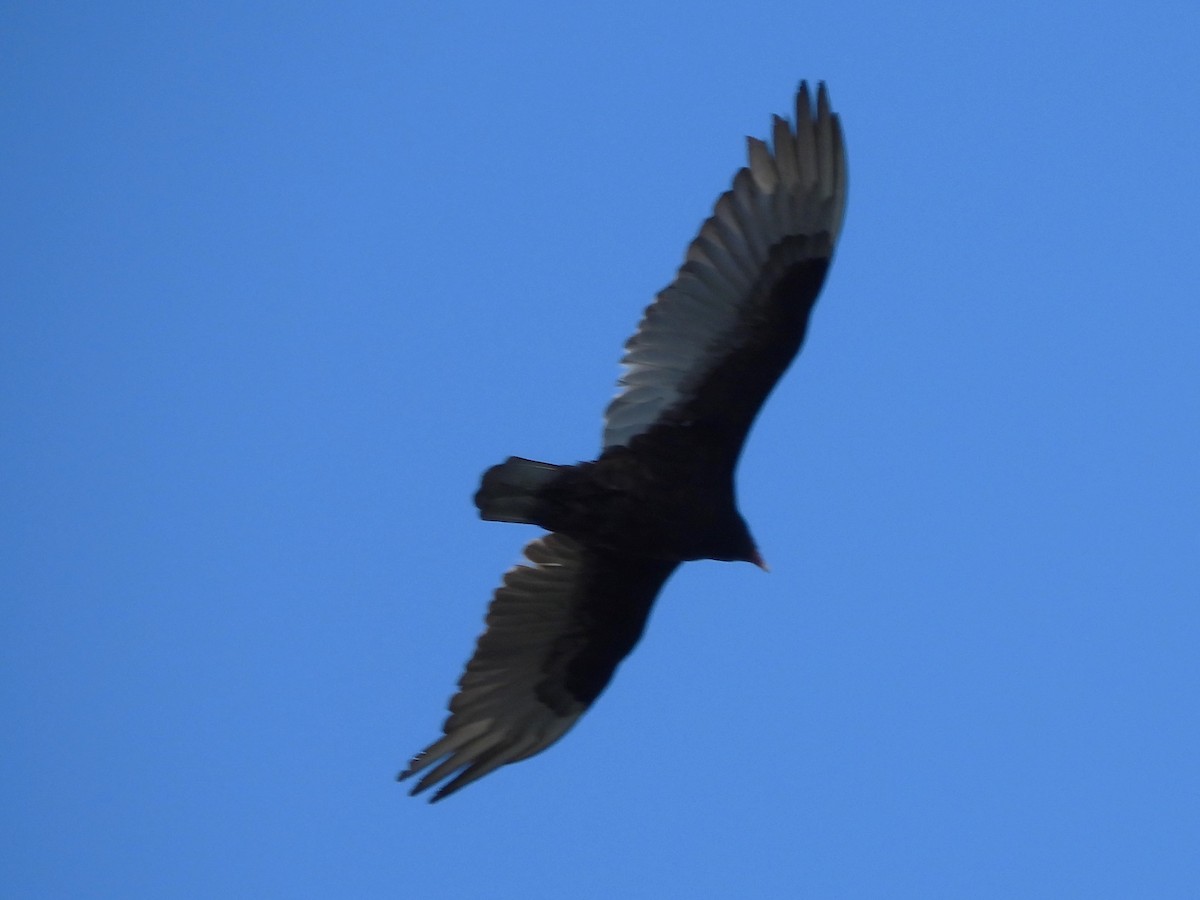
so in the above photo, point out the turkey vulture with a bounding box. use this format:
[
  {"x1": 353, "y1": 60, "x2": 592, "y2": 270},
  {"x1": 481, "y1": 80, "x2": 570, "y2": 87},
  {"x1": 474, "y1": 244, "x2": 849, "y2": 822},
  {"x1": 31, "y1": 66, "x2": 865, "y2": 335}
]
[{"x1": 400, "y1": 82, "x2": 847, "y2": 801}]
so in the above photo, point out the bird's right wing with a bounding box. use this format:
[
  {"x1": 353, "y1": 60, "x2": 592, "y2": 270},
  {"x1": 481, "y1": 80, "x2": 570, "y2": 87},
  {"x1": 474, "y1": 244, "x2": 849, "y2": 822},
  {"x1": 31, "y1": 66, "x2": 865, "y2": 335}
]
[
  {"x1": 400, "y1": 534, "x2": 678, "y2": 801},
  {"x1": 603, "y1": 82, "x2": 847, "y2": 453}
]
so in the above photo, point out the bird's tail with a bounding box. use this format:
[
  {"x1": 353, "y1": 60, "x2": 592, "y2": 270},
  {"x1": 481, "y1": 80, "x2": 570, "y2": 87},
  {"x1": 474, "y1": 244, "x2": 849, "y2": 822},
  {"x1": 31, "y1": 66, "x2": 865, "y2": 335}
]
[{"x1": 474, "y1": 456, "x2": 565, "y2": 524}]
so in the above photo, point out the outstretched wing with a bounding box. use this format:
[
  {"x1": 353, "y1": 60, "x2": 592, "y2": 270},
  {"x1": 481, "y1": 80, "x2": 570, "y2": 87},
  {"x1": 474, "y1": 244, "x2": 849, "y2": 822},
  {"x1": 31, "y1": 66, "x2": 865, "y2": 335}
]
[
  {"x1": 400, "y1": 534, "x2": 678, "y2": 801},
  {"x1": 603, "y1": 81, "x2": 847, "y2": 453}
]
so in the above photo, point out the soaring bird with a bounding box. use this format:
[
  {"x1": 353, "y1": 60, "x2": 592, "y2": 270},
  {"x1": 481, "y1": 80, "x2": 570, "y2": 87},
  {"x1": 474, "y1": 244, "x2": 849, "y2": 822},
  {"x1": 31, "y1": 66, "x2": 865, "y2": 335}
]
[{"x1": 401, "y1": 82, "x2": 847, "y2": 801}]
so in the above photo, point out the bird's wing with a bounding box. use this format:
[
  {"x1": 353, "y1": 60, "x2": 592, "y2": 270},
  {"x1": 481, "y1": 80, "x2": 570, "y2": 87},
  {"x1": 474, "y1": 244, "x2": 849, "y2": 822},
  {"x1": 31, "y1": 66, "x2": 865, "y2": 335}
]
[
  {"x1": 603, "y1": 81, "x2": 847, "y2": 452},
  {"x1": 400, "y1": 533, "x2": 678, "y2": 801}
]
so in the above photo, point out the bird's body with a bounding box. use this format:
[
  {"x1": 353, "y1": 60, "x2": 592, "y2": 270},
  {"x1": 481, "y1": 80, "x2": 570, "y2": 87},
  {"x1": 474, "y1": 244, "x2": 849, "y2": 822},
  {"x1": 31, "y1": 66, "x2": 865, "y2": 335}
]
[
  {"x1": 477, "y1": 446, "x2": 750, "y2": 563},
  {"x1": 401, "y1": 82, "x2": 847, "y2": 801}
]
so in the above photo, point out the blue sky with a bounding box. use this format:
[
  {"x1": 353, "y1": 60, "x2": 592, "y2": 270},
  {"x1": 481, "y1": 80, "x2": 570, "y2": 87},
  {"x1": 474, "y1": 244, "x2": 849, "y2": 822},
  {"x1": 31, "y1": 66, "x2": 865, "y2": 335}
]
[{"x1": 3, "y1": 2, "x2": 1198, "y2": 897}]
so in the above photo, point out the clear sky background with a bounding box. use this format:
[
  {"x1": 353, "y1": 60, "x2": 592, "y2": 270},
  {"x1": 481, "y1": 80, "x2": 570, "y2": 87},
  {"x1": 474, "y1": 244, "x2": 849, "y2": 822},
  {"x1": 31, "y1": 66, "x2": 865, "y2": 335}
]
[{"x1": 3, "y1": 3, "x2": 1198, "y2": 898}]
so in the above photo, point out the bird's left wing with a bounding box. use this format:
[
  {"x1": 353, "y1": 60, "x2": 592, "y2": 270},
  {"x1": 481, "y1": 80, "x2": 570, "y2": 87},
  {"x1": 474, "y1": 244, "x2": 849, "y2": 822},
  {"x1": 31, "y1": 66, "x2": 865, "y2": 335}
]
[{"x1": 400, "y1": 533, "x2": 678, "y2": 801}]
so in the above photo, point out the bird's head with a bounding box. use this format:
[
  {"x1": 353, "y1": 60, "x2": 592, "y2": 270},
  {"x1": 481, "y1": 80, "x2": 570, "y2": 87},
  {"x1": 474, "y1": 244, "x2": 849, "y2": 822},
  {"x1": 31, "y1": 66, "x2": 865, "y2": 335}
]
[{"x1": 719, "y1": 514, "x2": 768, "y2": 571}]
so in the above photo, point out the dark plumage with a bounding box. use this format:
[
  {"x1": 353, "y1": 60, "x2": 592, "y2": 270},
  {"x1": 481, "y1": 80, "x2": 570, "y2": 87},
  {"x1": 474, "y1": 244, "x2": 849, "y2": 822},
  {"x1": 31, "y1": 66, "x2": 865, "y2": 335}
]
[{"x1": 400, "y1": 82, "x2": 847, "y2": 801}]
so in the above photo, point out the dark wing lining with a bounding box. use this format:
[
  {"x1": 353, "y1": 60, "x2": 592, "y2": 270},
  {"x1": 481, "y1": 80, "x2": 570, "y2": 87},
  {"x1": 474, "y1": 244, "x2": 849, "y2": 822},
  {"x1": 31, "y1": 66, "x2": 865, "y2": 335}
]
[
  {"x1": 399, "y1": 534, "x2": 678, "y2": 801},
  {"x1": 603, "y1": 81, "x2": 847, "y2": 451},
  {"x1": 644, "y1": 248, "x2": 833, "y2": 467}
]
